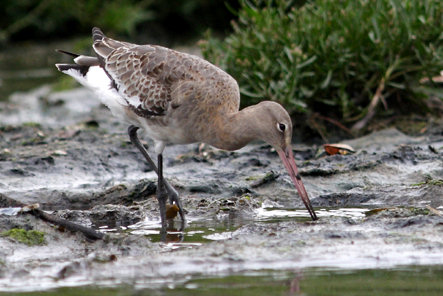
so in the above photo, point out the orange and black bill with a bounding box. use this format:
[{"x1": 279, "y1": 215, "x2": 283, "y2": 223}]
[{"x1": 278, "y1": 147, "x2": 318, "y2": 221}]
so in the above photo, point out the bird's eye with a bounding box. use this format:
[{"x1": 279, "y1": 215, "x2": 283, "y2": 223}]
[{"x1": 277, "y1": 122, "x2": 286, "y2": 132}]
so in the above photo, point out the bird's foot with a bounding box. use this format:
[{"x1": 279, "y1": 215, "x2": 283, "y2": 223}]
[
  {"x1": 165, "y1": 183, "x2": 186, "y2": 227},
  {"x1": 158, "y1": 186, "x2": 186, "y2": 242}
]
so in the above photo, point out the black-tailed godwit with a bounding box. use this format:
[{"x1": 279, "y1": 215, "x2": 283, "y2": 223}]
[{"x1": 56, "y1": 27, "x2": 318, "y2": 230}]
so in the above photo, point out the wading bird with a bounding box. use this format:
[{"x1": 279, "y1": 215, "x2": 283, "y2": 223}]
[{"x1": 56, "y1": 27, "x2": 318, "y2": 231}]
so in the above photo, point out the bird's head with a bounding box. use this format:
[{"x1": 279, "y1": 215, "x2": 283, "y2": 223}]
[{"x1": 255, "y1": 101, "x2": 318, "y2": 220}]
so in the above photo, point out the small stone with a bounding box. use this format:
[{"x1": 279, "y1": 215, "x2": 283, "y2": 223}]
[{"x1": 52, "y1": 150, "x2": 68, "y2": 156}]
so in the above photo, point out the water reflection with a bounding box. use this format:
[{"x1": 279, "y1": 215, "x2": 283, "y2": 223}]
[
  {"x1": 115, "y1": 207, "x2": 371, "y2": 245},
  {"x1": 256, "y1": 206, "x2": 370, "y2": 221},
  {"x1": 124, "y1": 214, "x2": 243, "y2": 245},
  {"x1": 7, "y1": 266, "x2": 441, "y2": 295}
]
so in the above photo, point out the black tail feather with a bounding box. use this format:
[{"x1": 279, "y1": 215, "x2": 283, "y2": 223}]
[{"x1": 55, "y1": 49, "x2": 80, "y2": 58}]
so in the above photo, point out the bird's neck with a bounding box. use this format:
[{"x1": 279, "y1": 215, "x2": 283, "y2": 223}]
[{"x1": 207, "y1": 106, "x2": 261, "y2": 151}]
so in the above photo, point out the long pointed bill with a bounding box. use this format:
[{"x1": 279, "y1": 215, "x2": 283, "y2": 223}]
[{"x1": 277, "y1": 147, "x2": 318, "y2": 221}]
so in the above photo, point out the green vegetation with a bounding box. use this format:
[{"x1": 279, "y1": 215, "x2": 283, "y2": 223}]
[
  {"x1": 412, "y1": 178, "x2": 443, "y2": 186},
  {"x1": 201, "y1": 0, "x2": 443, "y2": 130},
  {"x1": 365, "y1": 207, "x2": 431, "y2": 217},
  {"x1": 0, "y1": 0, "x2": 237, "y2": 44},
  {"x1": 1, "y1": 228, "x2": 46, "y2": 246},
  {"x1": 22, "y1": 122, "x2": 42, "y2": 128}
]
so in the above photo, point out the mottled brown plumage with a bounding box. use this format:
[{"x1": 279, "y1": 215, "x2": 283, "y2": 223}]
[{"x1": 91, "y1": 27, "x2": 240, "y2": 149}]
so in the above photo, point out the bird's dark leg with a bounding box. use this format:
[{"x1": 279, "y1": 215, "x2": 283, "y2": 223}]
[
  {"x1": 128, "y1": 125, "x2": 186, "y2": 226},
  {"x1": 128, "y1": 125, "x2": 158, "y2": 173},
  {"x1": 157, "y1": 153, "x2": 167, "y2": 231}
]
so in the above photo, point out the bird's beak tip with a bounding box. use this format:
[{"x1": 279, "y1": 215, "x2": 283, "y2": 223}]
[{"x1": 277, "y1": 147, "x2": 318, "y2": 221}]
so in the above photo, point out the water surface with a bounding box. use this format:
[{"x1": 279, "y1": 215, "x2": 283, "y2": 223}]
[{"x1": 6, "y1": 266, "x2": 442, "y2": 296}]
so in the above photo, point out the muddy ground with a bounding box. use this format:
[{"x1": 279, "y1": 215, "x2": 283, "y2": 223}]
[{"x1": 0, "y1": 86, "x2": 442, "y2": 292}]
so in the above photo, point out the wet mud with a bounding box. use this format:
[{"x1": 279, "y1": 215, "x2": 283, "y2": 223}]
[{"x1": 0, "y1": 86, "x2": 442, "y2": 292}]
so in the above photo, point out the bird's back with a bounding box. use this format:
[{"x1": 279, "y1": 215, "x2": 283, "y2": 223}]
[{"x1": 92, "y1": 28, "x2": 240, "y2": 120}]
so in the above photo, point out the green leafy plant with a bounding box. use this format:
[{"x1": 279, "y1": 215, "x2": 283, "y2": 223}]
[
  {"x1": 201, "y1": 0, "x2": 443, "y2": 130},
  {"x1": 0, "y1": 0, "x2": 238, "y2": 43},
  {"x1": 1, "y1": 228, "x2": 46, "y2": 246},
  {"x1": 0, "y1": 0, "x2": 154, "y2": 41}
]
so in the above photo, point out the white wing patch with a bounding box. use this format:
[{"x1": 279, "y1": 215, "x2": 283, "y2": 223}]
[
  {"x1": 85, "y1": 66, "x2": 112, "y2": 90},
  {"x1": 57, "y1": 65, "x2": 129, "y2": 121}
]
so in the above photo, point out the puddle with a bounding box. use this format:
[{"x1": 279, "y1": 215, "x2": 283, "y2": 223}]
[
  {"x1": 5, "y1": 265, "x2": 442, "y2": 296},
  {"x1": 256, "y1": 206, "x2": 370, "y2": 221},
  {"x1": 119, "y1": 215, "x2": 244, "y2": 245},
  {"x1": 98, "y1": 207, "x2": 372, "y2": 246},
  {"x1": 0, "y1": 207, "x2": 21, "y2": 216}
]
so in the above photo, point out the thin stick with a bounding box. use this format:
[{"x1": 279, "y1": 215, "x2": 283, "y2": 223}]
[
  {"x1": 352, "y1": 77, "x2": 385, "y2": 131},
  {"x1": 31, "y1": 209, "x2": 104, "y2": 240},
  {"x1": 312, "y1": 113, "x2": 354, "y2": 136},
  {"x1": 0, "y1": 194, "x2": 104, "y2": 240}
]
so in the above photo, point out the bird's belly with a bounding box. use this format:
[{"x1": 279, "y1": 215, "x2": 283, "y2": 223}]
[{"x1": 139, "y1": 120, "x2": 195, "y2": 145}]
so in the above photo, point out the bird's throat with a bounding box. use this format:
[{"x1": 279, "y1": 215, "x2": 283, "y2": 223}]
[{"x1": 207, "y1": 108, "x2": 259, "y2": 151}]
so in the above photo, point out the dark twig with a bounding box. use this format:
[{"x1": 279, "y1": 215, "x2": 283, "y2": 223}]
[
  {"x1": 311, "y1": 113, "x2": 355, "y2": 136},
  {"x1": 30, "y1": 208, "x2": 104, "y2": 240},
  {"x1": 0, "y1": 194, "x2": 104, "y2": 240},
  {"x1": 352, "y1": 77, "x2": 386, "y2": 131}
]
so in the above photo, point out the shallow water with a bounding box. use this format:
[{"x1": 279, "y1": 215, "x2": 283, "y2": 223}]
[
  {"x1": 125, "y1": 215, "x2": 241, "y2": 245},
  {"x1": 5, "y1": 266, "x2": 442, "y2": 296},
  {"x1": 118, "y1": 207, "x2": 370, "y2": 244}
]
